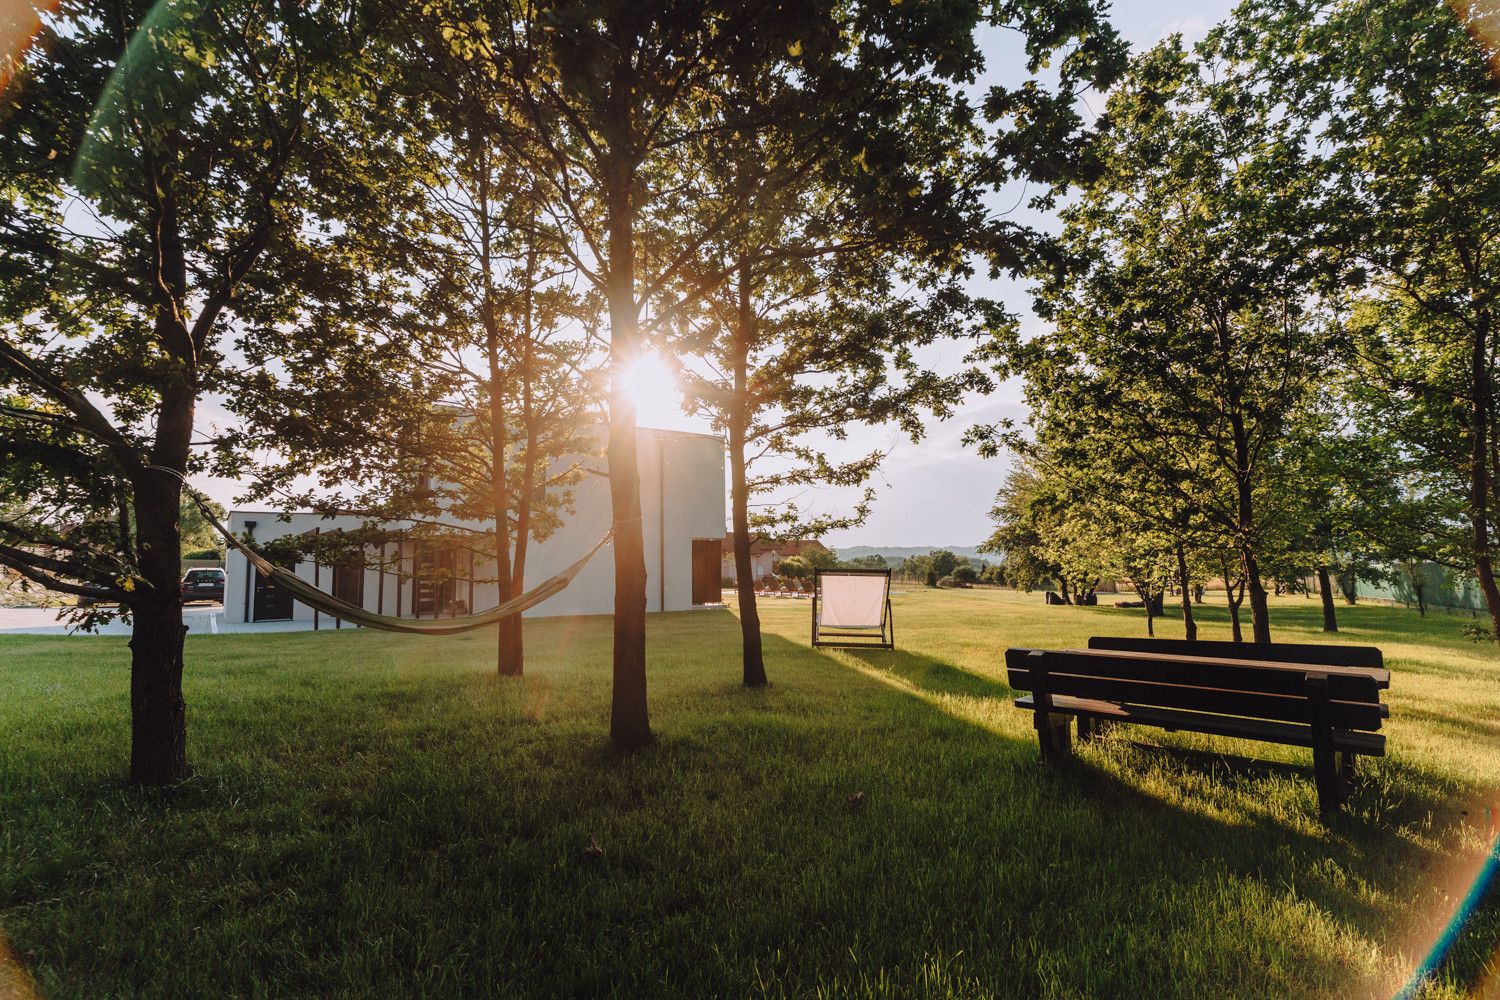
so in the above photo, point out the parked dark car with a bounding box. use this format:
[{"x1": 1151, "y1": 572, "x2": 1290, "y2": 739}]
[{"x1": 180, "y1": 568, "x2": 226, "y2": 604}]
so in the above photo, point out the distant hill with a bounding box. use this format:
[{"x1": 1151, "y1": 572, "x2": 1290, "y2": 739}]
[{"x1": 833, "y1": 545, "x2": 994, "y2": 564}]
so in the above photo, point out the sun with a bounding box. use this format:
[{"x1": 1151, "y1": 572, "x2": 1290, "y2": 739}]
[{"x1": 617, "y1": 352, "x2": 682, "y2": 428}]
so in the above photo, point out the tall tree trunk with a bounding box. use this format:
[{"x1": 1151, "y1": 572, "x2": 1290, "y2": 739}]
[
  {"x1": 1134, "y1": 577, "x2": 1155, "y2": 636},
  {"x1": 1242, "y1": 546, "x2": 1271, "y2": 643},
  {"x1": 1175, "y1": 542, "x2": 1196, "y2": 640},
  {"x1": 604, "y1": 152, "x2": 651, "y2": 748},
  {"x1": 506, "y1": 236, "x2": 542, "y2": 674},
  {"x1": 1341, "y1": 568, "x2": 1358, "y2": 605},
  {"x1": 129, "y1": 186, "x2": 193, "y2": 786},
  {"x1": 477, "y1": 150, "x2": 522, "y2": 677},
  {"x1": 730, "y1": 256, "x2": 766, "y2": 687},
  {"x1": 129, "y1": 422, "x2": 191, "y2": 786},
  {"x1": 1317, "y1": 565, "x2": 1338, "y2": 633},
  {"x1": 1222, "y1": 314, "x2": 1270, "y2": 643},
  {"x1": 1221, "y1": 557, "x2": 1244, "y2": 643},
  {"x1": 1059, "y1": 578, "x2": 1072, "y2": 605},
  {"x1": 510, "y1": 415, "x2": 538, "y2": 671},
  {"x1": 1467, "y1": 312, "x2": 1500, "y2": 644}
]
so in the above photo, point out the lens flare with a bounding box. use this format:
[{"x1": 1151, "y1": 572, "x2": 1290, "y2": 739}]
[
  {"x1": 0, "y1": 0, "x2": 58, "y2": 98},
  {"x1": 1396, "y1": 828, "x2": 1500, "y2": 999},
  {"x1": 1450, "y1": 0, "x2": 1500, "y2": 80},
  {"x1": 0, "y1": 926, "x2": 39, "y2": 1000}
]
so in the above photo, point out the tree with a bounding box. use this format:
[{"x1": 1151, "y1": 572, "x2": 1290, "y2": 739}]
[
  {"x1": 417, "y1": 0, "x2": 1123, "y2": 728},
  {"x1": 981, "y1": 459, "x2": 1061, "y2": 595},
  {"x1": 178, "y1": 496, "x2": 228, "y2": 558},
  {"x1": 777, "y1": 555, "x2": 811, "y2": 583},
  {"x1": 229, "y1": 71, "x2": 603, "y2": 679},
  {"x1": 981, "y1": 35, "x2": 1342, "y2": 643},
  {"x1": 899, "y1": 552, "x2": 935, "y2": 584},
  {"x1": 1221, "y1": 0, "x2": 1500, "y2": 644},
  {"x1": 679, "y1": 250, "x2": 995, "y2": 687},
  {"x1": 0, "y1": 0, "x2": 406, "y2": 784},
  {"x1": 665, "y1": 18, "x2": 1011, "y2": 688},
  {"x1": 802, "y1": 547, "x2": 840, "y2": 572},
  {"x1": 928, "y1": 549, "x2": 960, "y2": 581}
]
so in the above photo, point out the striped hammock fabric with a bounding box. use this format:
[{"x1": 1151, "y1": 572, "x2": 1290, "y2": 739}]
[{"x1": 198, "y1": 499, "x2": 613, "y2": 636}]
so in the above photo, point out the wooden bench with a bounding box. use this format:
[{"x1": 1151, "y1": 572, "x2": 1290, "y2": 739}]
[{"x1": 1007, "y1": 637, "x2": 1390, "y2": 813}]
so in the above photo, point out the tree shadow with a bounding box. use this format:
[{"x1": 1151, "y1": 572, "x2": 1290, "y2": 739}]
[{"x1": 837, "y1": 645, "x2": 1014, "y2": 701}]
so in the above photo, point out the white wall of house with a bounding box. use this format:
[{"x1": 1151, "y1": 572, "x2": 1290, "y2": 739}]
[{"x1": 224, "y1": 427, "x2": 726, "y2": 624}]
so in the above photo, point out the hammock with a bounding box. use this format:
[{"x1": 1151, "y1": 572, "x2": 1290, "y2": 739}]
[{"x1": 184, "y1": 482, "x2": 612, "y2": 636}]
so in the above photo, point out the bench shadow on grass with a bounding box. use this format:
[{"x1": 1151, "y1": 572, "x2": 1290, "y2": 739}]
[{"x1": 759, "y1": 631, "x2": 1492, "y2": 990}]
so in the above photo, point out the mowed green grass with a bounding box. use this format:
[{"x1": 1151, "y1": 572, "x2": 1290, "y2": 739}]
[{"x1": 1, "y1": 589, "x2": 1497, "y2": 999}]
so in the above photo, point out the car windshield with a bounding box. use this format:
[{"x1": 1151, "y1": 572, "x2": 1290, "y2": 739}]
[{"x1": 186, "y1": 571, "x2": 221, "y2": 582}]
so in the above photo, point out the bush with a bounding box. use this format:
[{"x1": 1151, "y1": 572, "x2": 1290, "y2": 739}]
[
  {"x1": 183, "y1": 547, "x2": 225, "y2": 561},
  {"x1": 778, "y1": 555, "x2": 811, "y2": 581},
  {"x1": 1462, "y1": 619, "x2": 1495, "y2": 643}
]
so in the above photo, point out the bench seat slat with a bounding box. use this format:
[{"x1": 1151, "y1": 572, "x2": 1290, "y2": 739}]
[{"x1": 1015, "y1": 694, "x2": 1387, "y2": 756}]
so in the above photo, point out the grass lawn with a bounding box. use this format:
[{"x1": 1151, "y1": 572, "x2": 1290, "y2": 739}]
[{"x1": 2, "y1": 588, "x2": 1498, "y2": 999}]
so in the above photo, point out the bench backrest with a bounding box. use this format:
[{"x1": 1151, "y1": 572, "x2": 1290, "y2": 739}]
[
  {"x1": 1005, "y1": 647, "x2": 1385, "y2": 732},
  {"x1": 1087, "y1": 636, "x2": 1384, "y2": 672}
]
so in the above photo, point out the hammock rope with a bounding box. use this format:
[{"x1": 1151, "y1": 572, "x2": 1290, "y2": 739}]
[{"x1": 153, "y1": 468, "x2": 614, "y2": 635}]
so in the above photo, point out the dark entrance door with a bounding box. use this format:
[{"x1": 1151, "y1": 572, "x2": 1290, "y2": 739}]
[
  {"x1": 252, "y1": 563, "x2": 294, "y2": 622},
  {"x1": 332, "y1": 560, "x2": 364, "y2": 609},
  {"x1": 414, "y1": 545, "x2": 454, "y2": 617},
  {"x1": 691, "y1": 539, "x2": 722, "y2": 605}
]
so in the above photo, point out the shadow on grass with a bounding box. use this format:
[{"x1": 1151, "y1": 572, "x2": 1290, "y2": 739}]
[
  {"x1": 840, "y1": 645, "x2": 1014, "y2": 700},
  {"x1": 770, "y1": 631, "x2": 1500, "y2": 996}
]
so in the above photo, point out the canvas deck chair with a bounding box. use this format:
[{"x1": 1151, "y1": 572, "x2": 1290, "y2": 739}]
[{"x1": 811, "y1": 568, "x2": 894, "y2": 649}]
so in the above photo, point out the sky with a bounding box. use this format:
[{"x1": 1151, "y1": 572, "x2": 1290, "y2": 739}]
[{"x1": 194, "y1": 1, "x2": 1235, "y2": 550}]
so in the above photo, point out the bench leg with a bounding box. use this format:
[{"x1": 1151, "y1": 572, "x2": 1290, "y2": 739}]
[
  {"x1": 1036, "y1": 712, "x2": 1073, "y2": 761},
  {"x1": 1077, "y1": 715, "x2": 1115, "y2": 741},
  {"x1": 1305, "y1": 673, "x2": 1346, "y2": 815},
  {"x1": 1339, "y1": 751, "x2": 1356, "y2": 783},
  {"x1": 1312, "y1": 745, "x2": 1343, "y2": 814}
]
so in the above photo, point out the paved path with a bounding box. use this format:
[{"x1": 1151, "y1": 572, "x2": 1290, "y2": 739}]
[{"x1": 0, "y1": 605, "x2": 329, "y2": 636}]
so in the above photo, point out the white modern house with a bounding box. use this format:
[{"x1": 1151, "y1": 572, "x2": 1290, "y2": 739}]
[{"x1": 224, "y1": 427, "x2": 726, "y2": 626}]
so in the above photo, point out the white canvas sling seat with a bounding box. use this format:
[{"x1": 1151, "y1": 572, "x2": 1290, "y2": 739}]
[{"x1": 811, "y1": 568, "x2": 894, "y2": 649}]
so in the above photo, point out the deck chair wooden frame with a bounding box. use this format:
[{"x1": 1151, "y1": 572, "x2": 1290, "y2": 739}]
[{"x1": 811, "y1": 568, "x2": 894, "y2": 649}]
